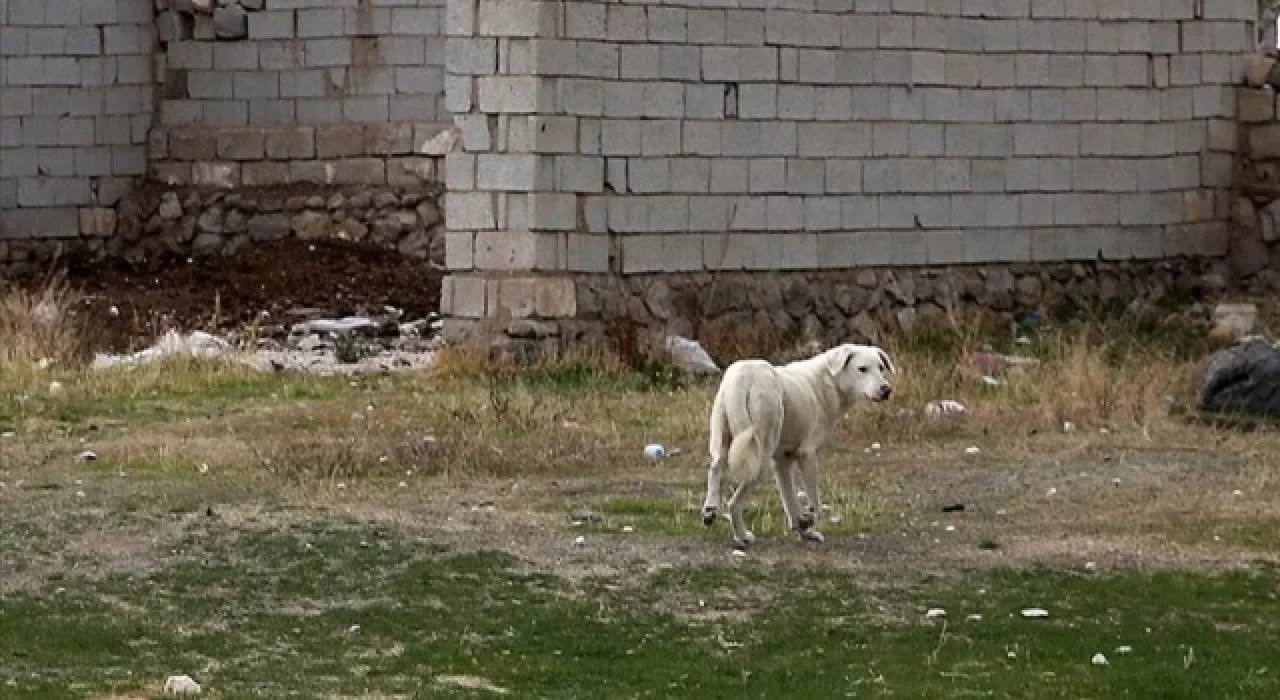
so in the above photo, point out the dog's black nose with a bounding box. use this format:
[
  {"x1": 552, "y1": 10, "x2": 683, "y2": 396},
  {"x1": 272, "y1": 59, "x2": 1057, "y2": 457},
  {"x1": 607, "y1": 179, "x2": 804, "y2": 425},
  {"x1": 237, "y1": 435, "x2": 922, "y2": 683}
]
[{"x1": 880, "y1": 385, "x2": 893, "y2": 400}]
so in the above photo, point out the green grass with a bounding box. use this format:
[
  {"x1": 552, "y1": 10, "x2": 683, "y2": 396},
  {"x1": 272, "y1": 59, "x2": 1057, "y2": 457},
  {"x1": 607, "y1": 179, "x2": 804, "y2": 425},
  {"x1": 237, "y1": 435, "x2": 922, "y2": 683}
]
[{"x1": 2, "y1": 523, "x2": 1277, "y2": 699}]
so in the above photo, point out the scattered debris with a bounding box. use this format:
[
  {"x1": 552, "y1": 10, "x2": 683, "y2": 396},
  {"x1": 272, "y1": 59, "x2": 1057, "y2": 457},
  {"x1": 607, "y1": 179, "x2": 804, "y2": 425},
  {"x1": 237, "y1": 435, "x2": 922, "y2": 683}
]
[
  {"x1": 93, "y1": 330, "x2": 230, "y2": 369},
  {"x1": 1209, "y1": 303, "x2": 1258, "y2": 342},
  {"x1": 1021, "y1": 608, "x2": 1050, "y2": 619},
  {"x1": 925, "y1": 399, "x2": 967, "y2": 416},
  {"x1": 925, "y1": 608, "x2": 947, "y2": 619},
  {"x1": 435, "y1": 675, "x2": 509, "y2": 695},
  {"x1": 642, "y1": 444, "x2": 666, "y2": 461},
  {"x1": 163, "y1": 674, "x2": 202, "y2": 695},
  {"x1": 665, "y1": 336, "x2": 720, "y2": 375},
  {"x1": 570, "y1": 510, "x2": 602, "y2": 525},
  {"x1": 1092, "y1": 653, "x2": 1109, "y2": 666}
]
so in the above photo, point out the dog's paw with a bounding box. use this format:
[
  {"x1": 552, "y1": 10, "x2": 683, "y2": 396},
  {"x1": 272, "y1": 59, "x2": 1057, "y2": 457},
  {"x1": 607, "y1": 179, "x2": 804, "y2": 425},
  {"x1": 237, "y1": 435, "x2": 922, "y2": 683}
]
[
  {"x1": 795, "y1": 511, "x2": 816, "y2": 531},
  {"x1": 701, "y1": 506, "x2": 719, "y2": 527},
  {"x1": 800, "y1": 529, "x2": 825, "y2": 544}
]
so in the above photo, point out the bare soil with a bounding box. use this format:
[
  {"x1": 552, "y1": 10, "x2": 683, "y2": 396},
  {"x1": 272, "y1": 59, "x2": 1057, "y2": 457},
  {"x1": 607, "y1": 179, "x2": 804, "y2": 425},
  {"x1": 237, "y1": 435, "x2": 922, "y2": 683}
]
[{"x1": 13, "y1": 240, "x2": 443, "y2": 351}]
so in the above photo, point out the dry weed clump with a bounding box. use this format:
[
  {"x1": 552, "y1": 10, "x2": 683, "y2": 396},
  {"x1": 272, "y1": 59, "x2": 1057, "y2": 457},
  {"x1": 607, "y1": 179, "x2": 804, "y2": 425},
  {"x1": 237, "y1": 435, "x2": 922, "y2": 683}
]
[{"x1": 0, "y1": 274, "x2": 93, "y2": 385}]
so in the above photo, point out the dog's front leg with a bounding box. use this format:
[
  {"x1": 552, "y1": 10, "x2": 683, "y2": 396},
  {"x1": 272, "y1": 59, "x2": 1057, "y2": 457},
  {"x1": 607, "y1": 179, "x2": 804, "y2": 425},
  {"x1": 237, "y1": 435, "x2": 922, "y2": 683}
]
[
  {"x1": 794, "y1": 452, "x2": 824, "y2": 544},
  {"x1": 771, "y1": 460, "x2": 806, "y2": 535}
]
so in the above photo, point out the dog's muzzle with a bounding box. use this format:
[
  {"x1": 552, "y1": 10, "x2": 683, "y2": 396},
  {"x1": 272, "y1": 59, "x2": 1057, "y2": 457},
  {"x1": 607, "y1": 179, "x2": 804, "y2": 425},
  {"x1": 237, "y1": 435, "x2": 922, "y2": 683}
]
[{"x1": 877, "y1": 385, "x2": 893, "y2": 401}]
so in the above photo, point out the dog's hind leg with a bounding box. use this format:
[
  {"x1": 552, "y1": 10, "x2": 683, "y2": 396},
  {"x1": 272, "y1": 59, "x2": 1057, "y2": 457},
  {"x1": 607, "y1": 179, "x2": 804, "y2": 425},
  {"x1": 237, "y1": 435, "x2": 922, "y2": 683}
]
[
  {"x1": 702, "y1": 397, "x2": 732, "y2": 526},
  {"x1": 725, "y1": 478, "x2": 757, "y2": 549}
]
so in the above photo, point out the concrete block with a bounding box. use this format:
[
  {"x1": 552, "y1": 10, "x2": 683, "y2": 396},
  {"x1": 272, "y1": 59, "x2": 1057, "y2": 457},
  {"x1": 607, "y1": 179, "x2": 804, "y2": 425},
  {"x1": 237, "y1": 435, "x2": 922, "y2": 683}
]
[
  {"x1": 641, "y1": 120, "x2": 681, "y2": 156},
  {"x1": 688, "y1": 9, "x2": 726, "y2": 44},
  {"x1": 448, "y1": 192, "x2": 497, "y2": 230},
  {"x1": 215, "y1": 129, "x2": 266, "y2": 160},
  {"x1": 648, "y1": 195, "x2": 690, "y2": 233},
  {"x1": 240, "y1": 161, "x2": 289, "y2": 186},
  {"x1": 684, "y1": 84, "x2": 724, "y2": 120},
  {"x1": 249, "y1": 11, "x2": 294, "y2": 40},
  {"x1": 555, "y1": 155, "x2": 603, "y2": 193},
  {"x1": 626, "y1": 158, "x2": 669, "y2": 194},
  {"x1": 649, "y1": 6, "x2": 687, "y2": 43},
  {"x1": 601, "y1": 119, "x2": 641, "y2": 156},
  {"x1": 963, "y1": 228, "x2": 1031, "y2": 263},
  {"x1": 607, "y1": 196, "x2": 648, "y2": 233},
  {"x1": 606, "y1": 5, "x2": 646, "y2": 42},
  {"x1": 683, "y1": 121, "x2": 721, "y2": 156}
]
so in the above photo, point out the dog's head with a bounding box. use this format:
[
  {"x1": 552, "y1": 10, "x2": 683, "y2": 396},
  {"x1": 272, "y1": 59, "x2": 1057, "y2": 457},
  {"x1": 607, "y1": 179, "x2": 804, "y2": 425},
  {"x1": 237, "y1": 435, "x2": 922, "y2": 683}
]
[{"x1": 824, "y1": 344, "x2": 895, "y2": 402}]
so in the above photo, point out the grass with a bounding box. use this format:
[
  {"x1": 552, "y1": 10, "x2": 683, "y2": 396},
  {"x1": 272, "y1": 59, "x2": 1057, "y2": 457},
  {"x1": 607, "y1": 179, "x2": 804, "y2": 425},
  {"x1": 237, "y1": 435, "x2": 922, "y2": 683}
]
[{"x1": 3, "y1": 280, "x2": 1280, "y2": 697}]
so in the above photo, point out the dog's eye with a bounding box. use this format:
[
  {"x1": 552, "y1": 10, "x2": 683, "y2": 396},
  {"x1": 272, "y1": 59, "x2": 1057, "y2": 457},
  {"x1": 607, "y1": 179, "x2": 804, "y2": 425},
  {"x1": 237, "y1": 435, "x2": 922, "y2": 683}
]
[{"x1": 858, "y1": 367, "x2": 868, "y2": 374}]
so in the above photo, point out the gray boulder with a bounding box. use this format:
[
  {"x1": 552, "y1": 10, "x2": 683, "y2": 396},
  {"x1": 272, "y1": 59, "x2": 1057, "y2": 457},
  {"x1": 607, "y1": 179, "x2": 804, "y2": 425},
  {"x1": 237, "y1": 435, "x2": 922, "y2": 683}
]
[{"x1": 1198, "y1": 337, "x2": 1280, "y2": 417}]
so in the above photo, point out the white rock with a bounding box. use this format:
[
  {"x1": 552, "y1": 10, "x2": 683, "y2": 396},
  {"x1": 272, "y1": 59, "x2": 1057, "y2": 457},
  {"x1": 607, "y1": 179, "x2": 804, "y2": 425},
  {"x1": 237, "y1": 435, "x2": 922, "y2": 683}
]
[
  {"x1": 730, "y1": 549, "x2": 747, "y2": 558},
  {"x1": 1084, "y1": 561, "x2": 1097, "y2": 572},
  {"x1": 642, "y1": 444, "x2": 666, "y2": 461},
  {"x1": 48, "y1": 381, "x2": 64, "y2": 397},
  {"x1": 1233, "y1": 489, "x2": 1243, "y2": 496},
  {"x1": 1046, "y1": 487, "x2": 1058, "y2": 497},
  {"x1": 870, "y1": 442, "x2": 882, "y2": 450},
  {"x1": 198, "y1": 463, "x2": 209, "y2": 474},
  {"x1": 966, "y1": 614, "x2": 983, "y2": 621},
  {"x1": 925, "y1": 608, "x2": 947, "y2": 618},
  {"x1": 1116, "y1": 645, "x2": 1132, "y2": 654},
  {"x1": 622, "y1": 525, "x2": 634, "y2": 533},
  {"x1": 1021, "y1": 608, "x2": 1050, "y2": 619},
  {"x1": 1092, "y1": 653, "x2": 1109, "y2": 666},
  {"x1": 1063, "y1": 420, "x2": 1076, "y2": 433},
  {"x1": 573, "y1": 535, "x2": 586, "y2": 546},
  {"x1": 944, "y1": 525, "x2": 956, "y2": 532},
  {"x1": 163, "y1": 674, "x2": 202, "y2": 695},
  {"x1": 75, "y1": 450, "x2": 97, "y2": 462},
  {"x1": 925, "y1": 399, "x2": 968, "y2": 416},
  {"x1": 964, "y1": 446, "x2": 981, "y2": 455},
  {"x1": 665, "y1": 336, "x2": 721, "y2": 375}
]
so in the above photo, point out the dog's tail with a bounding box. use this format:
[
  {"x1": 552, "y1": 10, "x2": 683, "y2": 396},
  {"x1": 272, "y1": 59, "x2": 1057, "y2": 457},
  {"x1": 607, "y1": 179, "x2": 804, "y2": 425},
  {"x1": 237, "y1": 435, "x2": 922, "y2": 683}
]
[{"x1": 725, "y1": 385, "x2": 771, "y2": 485}]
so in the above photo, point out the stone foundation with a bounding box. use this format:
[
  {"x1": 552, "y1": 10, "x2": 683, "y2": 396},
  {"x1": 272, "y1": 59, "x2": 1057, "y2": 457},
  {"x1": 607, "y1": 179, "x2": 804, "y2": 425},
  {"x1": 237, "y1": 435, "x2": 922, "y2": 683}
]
[{"x1": 447, "y1": 259, "x2": 1233, "y2": 360}]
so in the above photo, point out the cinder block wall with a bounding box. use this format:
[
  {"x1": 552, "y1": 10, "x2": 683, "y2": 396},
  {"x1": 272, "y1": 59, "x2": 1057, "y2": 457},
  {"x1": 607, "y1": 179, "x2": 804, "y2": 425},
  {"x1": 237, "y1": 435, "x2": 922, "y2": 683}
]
[
  {"x1": 1231, "y1": 85, "x2": 1280, "y2": 289},
  {"x1": 442, "y1": 0, "x2": 1256, "y2": 346},
  {"x1": 1, "y1": 0, "x2": 452, "y2": 267},
  {"x1": 0, "y1": 0, "x2": 155, "y2": 241}
]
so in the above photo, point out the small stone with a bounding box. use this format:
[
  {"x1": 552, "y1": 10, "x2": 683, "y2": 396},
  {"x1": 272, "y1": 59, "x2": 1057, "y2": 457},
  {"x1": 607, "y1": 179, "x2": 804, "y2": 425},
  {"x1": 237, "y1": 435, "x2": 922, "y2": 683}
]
[
  {"x1": 163, "y1": 674, "x2": 202, "y2": 695},
  {"x1": 248, "y1": 213, "x2": 290, "y2": 241},
  {"x1": 292, "y1": 210, "x2": 331, "y2": 240},
  {"x1": 964, "y1": 446, "x2": 980, "y2": 455},
  {"x1": 158, "y1": 194, "x2": 183, "y2": 220},
  {"x1": 1021, "y1": 608, "x2": 1049, "y2": 619},
  {"x1": 573, "y1": 535, "x2": 586, "y2": 546},
  {"x1": 1092, "y1": 653, "x2": 1109, "y2": 666},
  {"x1": 925, "y1": 608, "x2": 946, "y2": 618},
  {"x1": 191, "y1": 232, "x2": 224, "y2": 256}
]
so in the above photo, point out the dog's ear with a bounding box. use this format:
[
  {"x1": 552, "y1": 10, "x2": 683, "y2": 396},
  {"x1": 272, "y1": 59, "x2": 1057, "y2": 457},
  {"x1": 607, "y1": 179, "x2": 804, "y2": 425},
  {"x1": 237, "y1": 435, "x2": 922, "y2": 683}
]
[
  {"x1": 877, "y1": 348, "x2": 896, "y2": 375},
  {"x1": 826, "y1": 345, "x2": 854, "y2": 376}
]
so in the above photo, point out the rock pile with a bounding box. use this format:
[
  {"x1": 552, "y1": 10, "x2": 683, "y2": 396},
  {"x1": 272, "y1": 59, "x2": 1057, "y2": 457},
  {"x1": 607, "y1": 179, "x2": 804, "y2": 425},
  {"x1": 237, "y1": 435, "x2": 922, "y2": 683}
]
[{"x1": 111, "y1": 187, "x2": 444, "y2": 262}]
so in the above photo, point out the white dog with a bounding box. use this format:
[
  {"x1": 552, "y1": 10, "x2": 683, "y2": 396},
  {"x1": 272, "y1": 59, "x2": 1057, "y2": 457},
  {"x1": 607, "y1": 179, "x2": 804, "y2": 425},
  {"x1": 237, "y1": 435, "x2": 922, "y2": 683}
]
[{"x1": 701, "y1": 344, "x2": 895, "y2": 549}]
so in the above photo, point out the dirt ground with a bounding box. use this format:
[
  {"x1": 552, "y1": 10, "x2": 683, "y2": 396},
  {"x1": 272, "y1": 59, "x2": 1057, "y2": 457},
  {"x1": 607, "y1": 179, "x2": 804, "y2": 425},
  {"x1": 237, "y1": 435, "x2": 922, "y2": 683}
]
[{"x1": 11, "y1": 241, "x2": 443, "y2": 352}]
